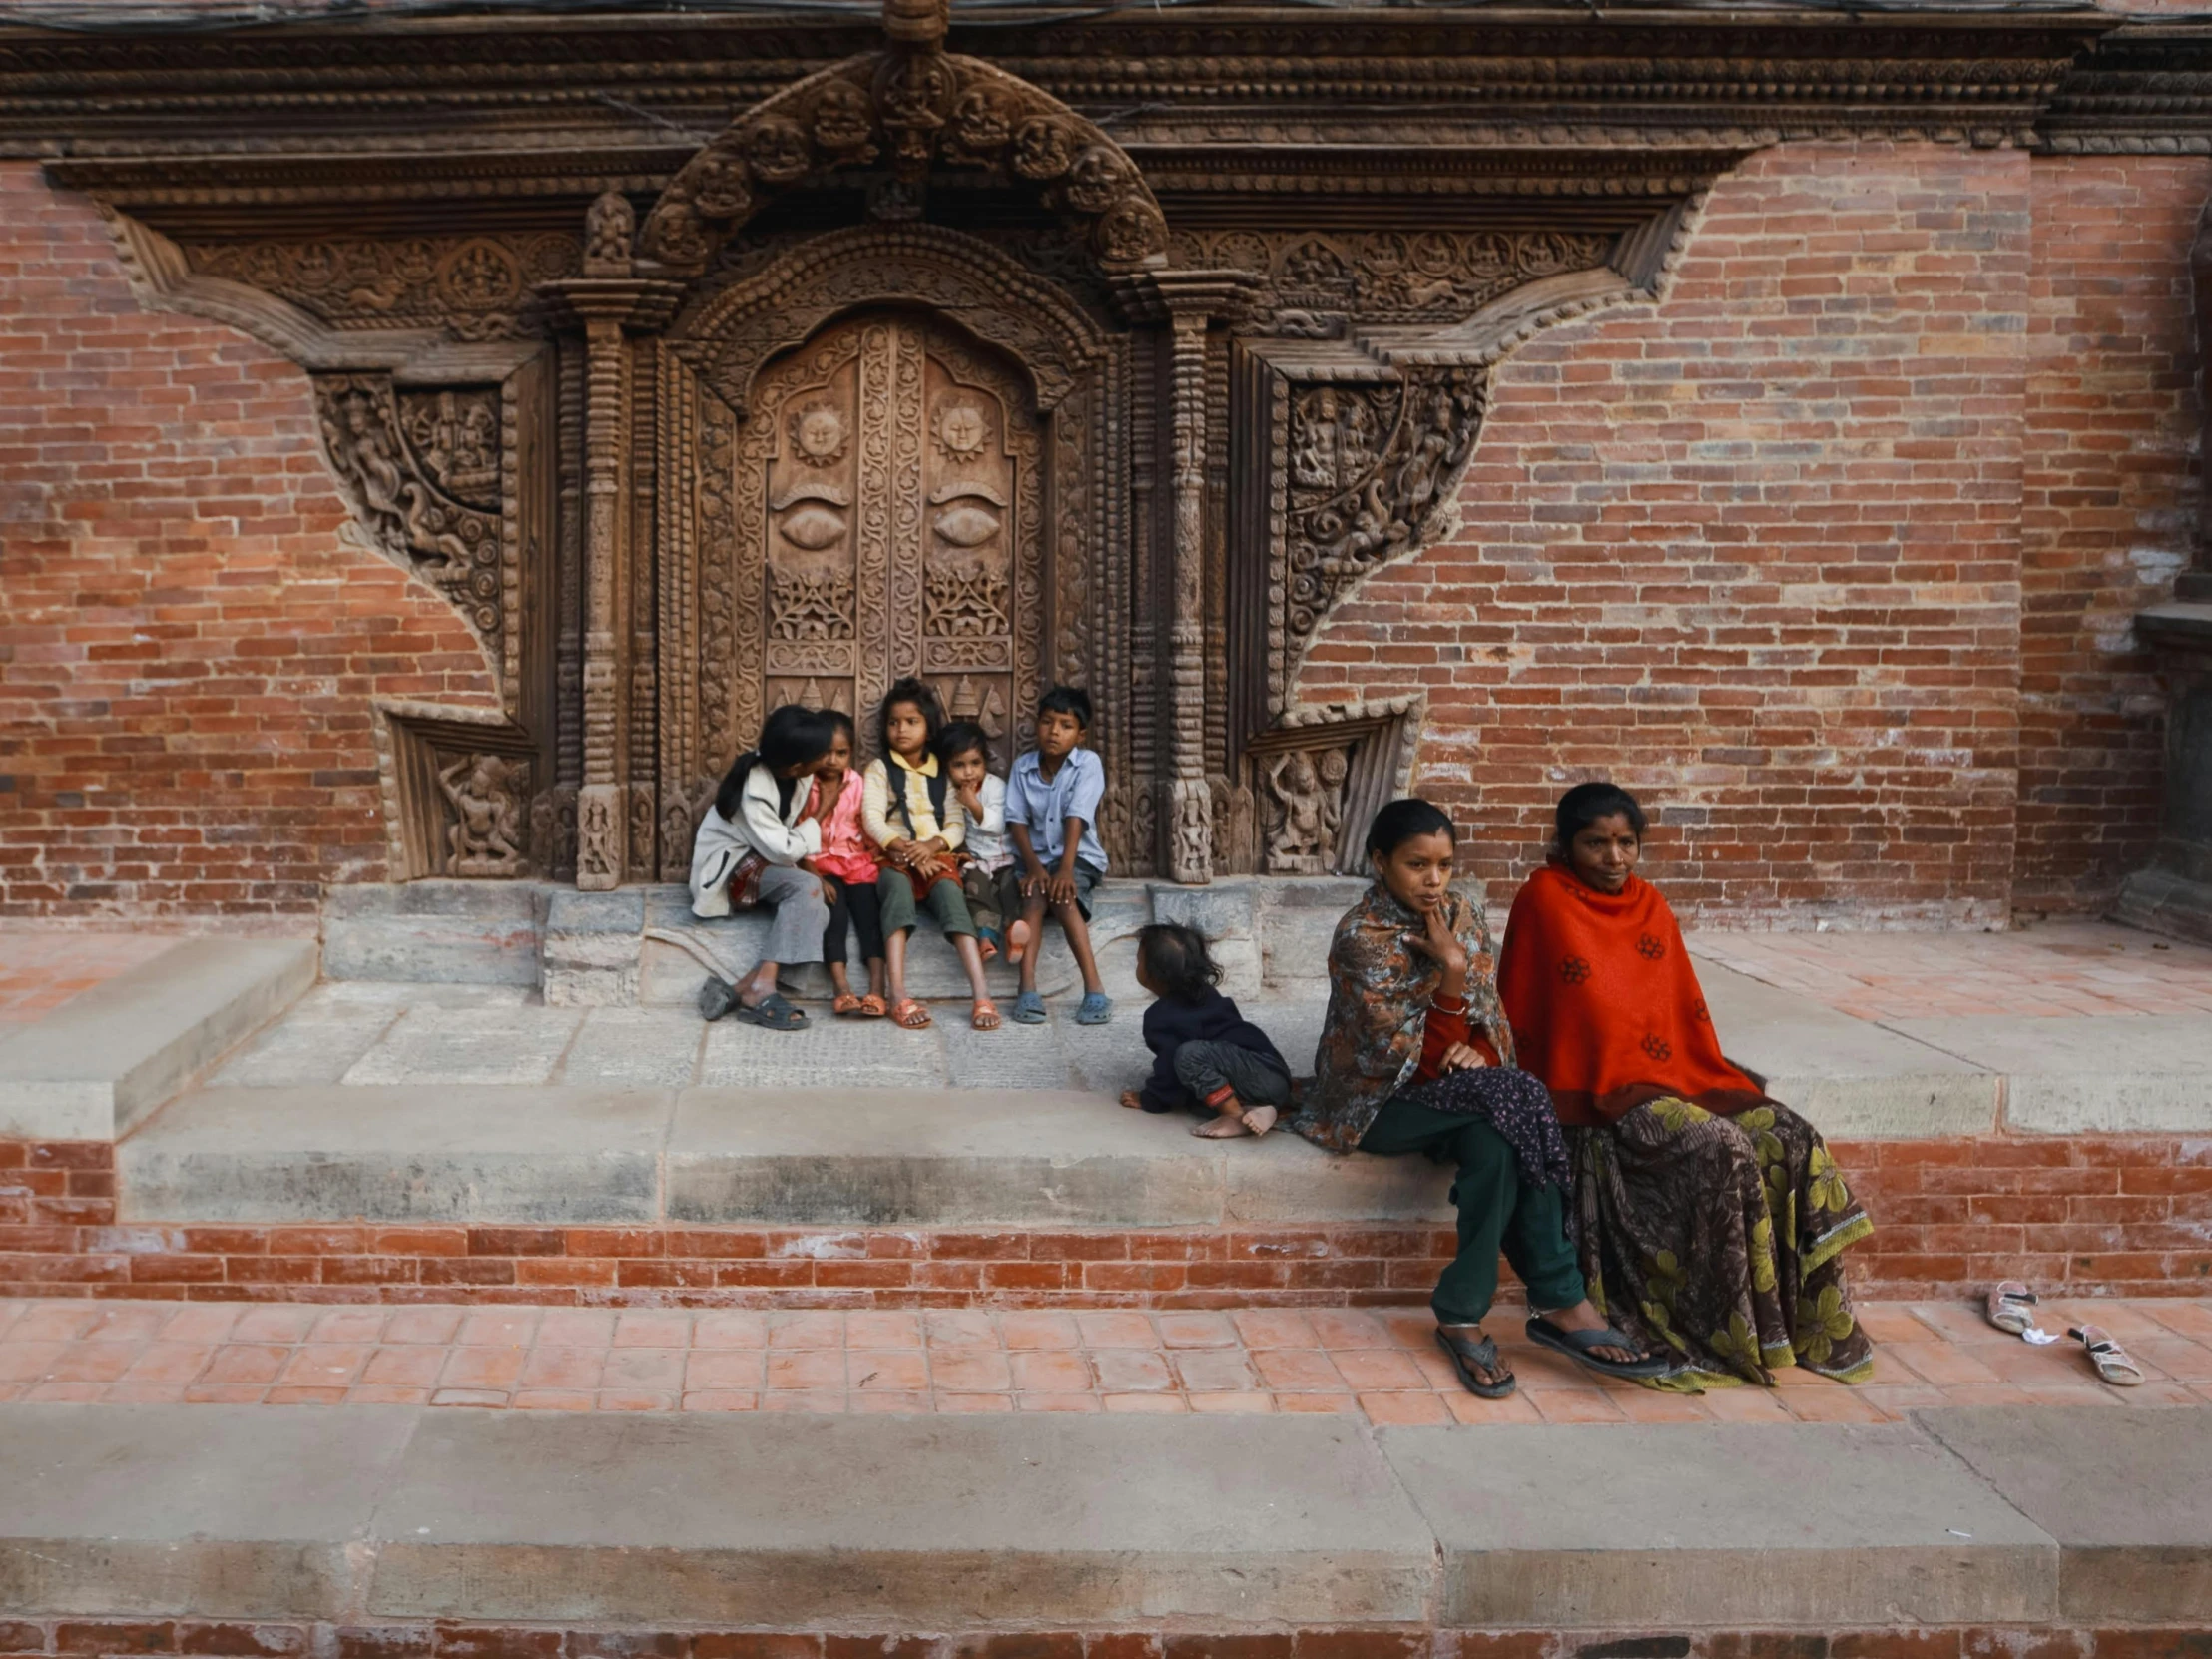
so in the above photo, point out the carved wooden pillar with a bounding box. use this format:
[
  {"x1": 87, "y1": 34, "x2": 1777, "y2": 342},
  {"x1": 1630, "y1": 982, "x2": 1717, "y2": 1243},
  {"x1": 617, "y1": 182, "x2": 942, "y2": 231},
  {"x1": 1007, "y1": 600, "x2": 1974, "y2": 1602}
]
[
  {"x1": 1113, "y1": 271, "x2": 1258, "y2": 885},
  {"x1": 543, "y1": 193, "x2": 680, "y2": 889}
]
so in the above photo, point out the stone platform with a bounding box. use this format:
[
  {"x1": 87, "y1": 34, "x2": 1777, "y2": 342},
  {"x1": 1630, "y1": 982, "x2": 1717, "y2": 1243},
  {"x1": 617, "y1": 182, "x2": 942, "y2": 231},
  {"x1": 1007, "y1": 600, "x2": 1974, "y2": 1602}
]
[
  {"x1": 1, "y1": 914, "x2": 2209, "y2": 1307},
  {"x1": 0, "y1": 1395, "x2": 2206, "y2": 1636}
]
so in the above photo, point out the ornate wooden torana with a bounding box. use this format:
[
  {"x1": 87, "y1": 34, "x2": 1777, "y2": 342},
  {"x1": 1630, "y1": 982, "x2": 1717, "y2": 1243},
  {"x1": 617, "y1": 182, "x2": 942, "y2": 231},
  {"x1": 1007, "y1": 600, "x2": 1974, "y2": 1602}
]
[{"x1": 23, "y1": 0, "x2": 2180, "y2": 887}]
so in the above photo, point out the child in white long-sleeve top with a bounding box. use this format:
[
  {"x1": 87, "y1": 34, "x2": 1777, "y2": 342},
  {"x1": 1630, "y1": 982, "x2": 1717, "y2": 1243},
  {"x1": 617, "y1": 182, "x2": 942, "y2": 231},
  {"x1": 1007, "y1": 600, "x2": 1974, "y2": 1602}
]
[
  {"x1": 939, "y1": 720, "x2": 1027, "y2": 968},
  {"x1": 688, "y1": 704, "x2": 838, "y2": 1031}
]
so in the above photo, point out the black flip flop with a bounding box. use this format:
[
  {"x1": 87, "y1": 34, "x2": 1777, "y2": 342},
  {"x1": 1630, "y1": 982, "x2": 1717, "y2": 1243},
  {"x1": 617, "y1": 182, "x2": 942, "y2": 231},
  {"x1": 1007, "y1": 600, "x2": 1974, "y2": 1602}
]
[
  {"x1": 730, "y1": 990, "x2": 808, "y2": 1031},
  {"x1": 697, "y1": 977, "x2": 739, "y2": 1022},
  {"x1": 1525, "y1": 1315, "x2": 1671, "y2": 1380},
  {"x1": 1434, "y1": 1327, "x2": 1516, "y2": 1398}
]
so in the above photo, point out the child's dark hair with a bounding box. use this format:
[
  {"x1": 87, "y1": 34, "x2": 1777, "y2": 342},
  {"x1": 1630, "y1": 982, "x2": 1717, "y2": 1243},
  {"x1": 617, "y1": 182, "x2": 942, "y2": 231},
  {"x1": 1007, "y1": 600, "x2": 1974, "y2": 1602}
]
[
  {"x1": 875, "y1": 677, "x2": 944, "y2": 759},
  {"x1": 936, "y1": 720, "x2": 992, "y2": 768},
  {"x1": 1366, "y1": 797, "x2": 1456, "y2": 859},
  {"x1": 1036, "y1": 685, "x2": 1092, "y2": 730},
  {"x1": 822, "y1": 707, "x2": 857, "y2": 754},
  {"x1": 717, "y1": 704, "x2": 836, "y2": 820},
  {"x1": 1553, "y1": 782, "x2": 1647, "y2": 853},
  {"x1": 1135, "y1": 923, "x2": 1221, "y2": 1005}
]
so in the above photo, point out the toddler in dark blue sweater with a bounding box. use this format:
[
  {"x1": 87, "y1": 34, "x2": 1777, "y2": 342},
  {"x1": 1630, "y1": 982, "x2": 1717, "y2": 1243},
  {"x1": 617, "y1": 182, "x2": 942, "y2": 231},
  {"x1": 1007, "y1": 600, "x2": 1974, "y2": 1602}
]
[{"x1": 1119, "y1": 923, "x2": 1293, "y2": 1138}]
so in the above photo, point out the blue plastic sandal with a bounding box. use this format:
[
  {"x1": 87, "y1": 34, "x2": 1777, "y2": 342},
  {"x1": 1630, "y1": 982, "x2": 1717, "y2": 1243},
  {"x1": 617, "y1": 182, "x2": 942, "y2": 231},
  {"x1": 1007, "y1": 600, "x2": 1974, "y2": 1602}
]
[
  {"x1": 1075, "y1": 991, "x2": 1113, "y2": 1025},
  {"x1": 1011, "y1": 990, "x2": 1048, "y2": 1024}
]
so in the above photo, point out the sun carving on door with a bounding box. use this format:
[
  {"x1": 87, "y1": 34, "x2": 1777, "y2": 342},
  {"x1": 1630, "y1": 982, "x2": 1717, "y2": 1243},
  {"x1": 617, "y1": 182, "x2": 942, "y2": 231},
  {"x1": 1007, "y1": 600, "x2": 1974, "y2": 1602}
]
[{"x1": 738, "y1": 308, "x2": 1042, "y2": 754}]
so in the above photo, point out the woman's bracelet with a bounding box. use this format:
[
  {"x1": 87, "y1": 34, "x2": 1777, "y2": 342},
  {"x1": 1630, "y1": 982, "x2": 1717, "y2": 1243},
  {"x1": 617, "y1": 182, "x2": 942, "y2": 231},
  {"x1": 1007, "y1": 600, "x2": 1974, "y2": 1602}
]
[{"x1": 1430, "y1": 991, "x2": 1468, "y2": 1015}]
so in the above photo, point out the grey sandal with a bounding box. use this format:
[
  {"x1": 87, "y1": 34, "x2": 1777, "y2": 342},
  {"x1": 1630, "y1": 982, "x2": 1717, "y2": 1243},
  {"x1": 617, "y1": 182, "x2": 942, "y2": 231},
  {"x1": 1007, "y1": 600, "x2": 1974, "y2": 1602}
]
[
  {"x1": 730, "y1": 991, "x2": 808, "y2": 1031},
  {"x1": 1526, "y1": 1315, "x2": 1671, "y2": 1380},
  {"x1": 1435, "y1": 1327, "x2": 1515, "y2": 1398}
]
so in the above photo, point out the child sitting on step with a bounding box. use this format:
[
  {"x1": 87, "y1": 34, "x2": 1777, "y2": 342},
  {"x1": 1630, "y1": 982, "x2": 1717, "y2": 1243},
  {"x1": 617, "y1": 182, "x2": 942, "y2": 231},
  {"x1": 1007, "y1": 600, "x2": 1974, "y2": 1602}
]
[
  {"x1": 1121, "y1": 923, "x2": 1293, "y2": 1138},
  {"x1": 805, "y1": 709, "x2": 888, "y2": 1020},
  {"x1": 689, "y1": 703, "x2": 838, "y2": 1032},
  {"x1": 860, "y1": 677, "x2": 999, "y2": 1033},
  {"x1": 1006, "y1": 685, "x2": 1112, "y2": 1025},
  {"x1": 938, "y1": 720, "x2": 1027, "y2": 968}
]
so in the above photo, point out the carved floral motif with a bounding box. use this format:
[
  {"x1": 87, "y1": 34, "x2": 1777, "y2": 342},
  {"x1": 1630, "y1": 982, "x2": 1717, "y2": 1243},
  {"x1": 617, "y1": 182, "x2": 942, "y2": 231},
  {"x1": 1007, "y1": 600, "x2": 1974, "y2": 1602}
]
[
  {"x1": 316, "y1": 373, "x2": 505, "y2": 653},
  {"x1": 190, "y1": 233, "x2": 577, "y2": 339},
  {"x1": 398, "y1": 387, "x2": 501, "y2": 510},
  {"x1": 1288, "y1": 368, "x2": 1486, "y2": 640},
  {"x1": 1171, "y1": 227, "x2": 1613, "y2": 326}
]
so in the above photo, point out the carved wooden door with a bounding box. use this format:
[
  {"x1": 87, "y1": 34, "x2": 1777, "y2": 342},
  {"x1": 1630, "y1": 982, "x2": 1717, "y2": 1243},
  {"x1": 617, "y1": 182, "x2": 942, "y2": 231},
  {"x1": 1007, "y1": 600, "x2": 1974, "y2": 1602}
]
[{"x1": 736, "y1": 308, "x2": 1042, "y2": 752}]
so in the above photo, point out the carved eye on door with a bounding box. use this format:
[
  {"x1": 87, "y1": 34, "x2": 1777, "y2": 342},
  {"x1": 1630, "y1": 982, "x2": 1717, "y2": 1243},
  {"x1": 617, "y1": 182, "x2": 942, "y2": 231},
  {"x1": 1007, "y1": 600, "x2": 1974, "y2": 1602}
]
[
  {"x1": 932, "y1": 504, "x2": 1001, "y2": 548},
  {"x1": 779, "y1": 505, "x2": 848, "y2": 551}
]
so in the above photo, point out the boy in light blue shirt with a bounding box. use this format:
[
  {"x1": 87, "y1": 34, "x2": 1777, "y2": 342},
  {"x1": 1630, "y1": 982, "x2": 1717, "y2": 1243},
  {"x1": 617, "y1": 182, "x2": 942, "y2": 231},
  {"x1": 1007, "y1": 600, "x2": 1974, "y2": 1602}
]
[{"x1": 1005, "y1": 685, "x2": 1111, "y2": 1025}]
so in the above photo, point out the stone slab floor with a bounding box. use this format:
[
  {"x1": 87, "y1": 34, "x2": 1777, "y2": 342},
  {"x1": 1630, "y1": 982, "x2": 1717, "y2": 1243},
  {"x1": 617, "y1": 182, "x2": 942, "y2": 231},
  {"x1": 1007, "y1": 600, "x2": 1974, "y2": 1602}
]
[{"x1": 3, "y1": 1293, "x2": 2205, "y2": 1426}]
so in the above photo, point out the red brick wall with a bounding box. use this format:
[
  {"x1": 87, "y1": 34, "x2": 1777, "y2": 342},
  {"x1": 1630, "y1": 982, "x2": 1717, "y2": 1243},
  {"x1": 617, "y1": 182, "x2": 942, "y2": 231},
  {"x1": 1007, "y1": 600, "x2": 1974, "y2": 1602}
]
[
  {"x1": 6, "y1": 1134, "x2": 2204, "y2": 1307},
  {"x1": 1305, "y1": 142, "x2": 2037, "y2": 925},
  {"x1": 0, "y1": 163, "x2": 497, "y2": 922},
  {"x1": 2014, "y1": 155, "x2": 2209, "y2": 915}
]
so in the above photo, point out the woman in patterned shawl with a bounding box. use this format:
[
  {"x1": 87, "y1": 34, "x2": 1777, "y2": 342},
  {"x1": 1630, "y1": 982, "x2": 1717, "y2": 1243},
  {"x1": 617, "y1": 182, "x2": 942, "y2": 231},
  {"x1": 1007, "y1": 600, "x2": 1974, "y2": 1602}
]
[
  {"x1": 1498, "y1": 783, "x2": 1876, "y2": 1390},
  {"x1": 1294, "y1": 798, "x2": 1666, "y2": 1398}
]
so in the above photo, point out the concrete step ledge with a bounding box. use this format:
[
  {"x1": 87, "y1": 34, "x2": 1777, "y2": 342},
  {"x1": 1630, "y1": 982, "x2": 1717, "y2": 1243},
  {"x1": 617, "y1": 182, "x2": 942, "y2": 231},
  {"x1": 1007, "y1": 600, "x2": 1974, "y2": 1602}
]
[
  {"x1": 3, "y1": 1403, "x2": 2200, "y2": 1630},
  {"x1": 0, "y1": 939, "x2": 317, "y2": 1141},
  {"x1": 116, "y1": 1085, "x2": 1450, "y2": 1227}
]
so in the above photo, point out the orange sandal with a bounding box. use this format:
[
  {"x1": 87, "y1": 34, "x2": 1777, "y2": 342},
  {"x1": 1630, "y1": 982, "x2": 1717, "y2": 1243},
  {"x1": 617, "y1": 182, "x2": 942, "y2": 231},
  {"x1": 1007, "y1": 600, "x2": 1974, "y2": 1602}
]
[
  {"x1": 856, "y1": 993, "x2": 888, "y2": 1019},
  {"x1": 971, "y1": 998, "x2": 1001, "y2": 1031},
  {"x1": 831, "y1": 992, "x2": 864, "y2": 1017},
  {"x1": 891, "y1": 998, "x2": 932, "y2": 1030}
]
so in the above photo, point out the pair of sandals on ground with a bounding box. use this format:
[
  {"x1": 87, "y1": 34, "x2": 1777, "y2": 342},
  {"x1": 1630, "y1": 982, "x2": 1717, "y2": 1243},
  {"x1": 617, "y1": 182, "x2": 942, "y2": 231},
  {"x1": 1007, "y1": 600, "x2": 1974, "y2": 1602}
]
[
  {"x1": 723, "y1": 979, "x2": 1114, "y2": 1033},
  {"x1": 1985, "y1": 1281, "x2": 2146, "y2": 1385},
  {"x1": 1433, "y1": 1310, "x2": 1673, "y2": 1398}
]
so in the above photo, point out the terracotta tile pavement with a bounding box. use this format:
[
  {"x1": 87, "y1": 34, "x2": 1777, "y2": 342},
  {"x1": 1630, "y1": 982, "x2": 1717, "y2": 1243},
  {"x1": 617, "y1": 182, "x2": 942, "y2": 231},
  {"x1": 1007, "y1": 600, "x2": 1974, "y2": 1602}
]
[
  {"x1": 1686, "y1": 919, "x2": 2212, "y2": 1021},
  {"x1": 0, "y1": 1295, "x2": 2204, "y2": 1423},
  {"x1": 0, "y1": 929, "x2": 179, "y2": 1023}
]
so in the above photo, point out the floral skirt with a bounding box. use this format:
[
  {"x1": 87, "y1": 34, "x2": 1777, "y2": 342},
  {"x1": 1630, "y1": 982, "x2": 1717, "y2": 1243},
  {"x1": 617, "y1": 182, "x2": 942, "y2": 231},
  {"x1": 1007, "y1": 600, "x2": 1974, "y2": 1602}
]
[{"x1": 1567, "y1": 1098, "x2": 1875, "y2": 1390}]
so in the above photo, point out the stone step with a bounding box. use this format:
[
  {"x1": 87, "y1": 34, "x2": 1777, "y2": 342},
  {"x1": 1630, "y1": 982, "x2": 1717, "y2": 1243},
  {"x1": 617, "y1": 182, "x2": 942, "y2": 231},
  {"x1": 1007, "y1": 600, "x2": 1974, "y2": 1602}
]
[
  {"x1": 0, "y1": 938, "x2": 317, "y2": 1141},
  {"x1": 116, "y1": 1084, "x2": 1449, "y2": 1227},
  {"x1": 3, "y1": 1401, "x2": 2194, "y2": 1631},
  {"x1": 322, "y1": 877, "x2": 1367, "y2": 1007}
]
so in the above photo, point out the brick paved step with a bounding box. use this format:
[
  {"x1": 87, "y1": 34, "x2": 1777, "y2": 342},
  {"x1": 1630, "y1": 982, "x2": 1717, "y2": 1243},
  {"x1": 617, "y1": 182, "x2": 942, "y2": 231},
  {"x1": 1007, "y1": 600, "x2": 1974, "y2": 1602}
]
[
  {"x1": 0, "y1": 940, "x2": 316, "y2": 1143},
  {"x1": 4, "y1": 1401, "x2": 2199, "y2": 1632}
]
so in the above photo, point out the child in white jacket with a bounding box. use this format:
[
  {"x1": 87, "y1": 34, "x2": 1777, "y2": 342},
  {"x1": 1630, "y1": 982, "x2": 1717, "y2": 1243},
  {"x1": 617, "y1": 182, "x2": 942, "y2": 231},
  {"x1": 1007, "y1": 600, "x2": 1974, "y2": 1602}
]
[{"x1": 688, "y1": 704, "x2": 837, "y2": 1030}]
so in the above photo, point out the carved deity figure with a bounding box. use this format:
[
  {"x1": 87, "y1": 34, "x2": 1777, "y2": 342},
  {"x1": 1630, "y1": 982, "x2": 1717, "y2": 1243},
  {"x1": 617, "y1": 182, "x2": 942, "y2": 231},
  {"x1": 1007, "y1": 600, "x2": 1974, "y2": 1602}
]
[
  {"x1": 438, "y1": 753, "x2": 526, "y2": 875},
  {"x1": 583, "y1": 191, "x2": 635, "y2": 276},
  {"x1": 1265, "y1": 748, "x2": 1345, "y2": 873}
]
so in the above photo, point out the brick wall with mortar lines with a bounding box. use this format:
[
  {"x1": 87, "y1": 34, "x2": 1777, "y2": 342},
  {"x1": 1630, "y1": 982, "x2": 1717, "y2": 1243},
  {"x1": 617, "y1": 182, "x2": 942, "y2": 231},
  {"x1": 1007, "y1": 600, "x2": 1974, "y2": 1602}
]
[
  {"x1": 1, "y1": 144, "x2": 2204, "y2": 923},
  {"x1": 1302, "y1": 141, "x2": 2039, "y2": 925},
  {"x1": 3, "y1": 1136, "x2": 2205, "y2": 1306},
  {"x1": 0, "y1": 162, "x2": 499, "y2": 921},
  {"x1": 2014, "y1": 154, "x2": 2209, "y2": 914}
]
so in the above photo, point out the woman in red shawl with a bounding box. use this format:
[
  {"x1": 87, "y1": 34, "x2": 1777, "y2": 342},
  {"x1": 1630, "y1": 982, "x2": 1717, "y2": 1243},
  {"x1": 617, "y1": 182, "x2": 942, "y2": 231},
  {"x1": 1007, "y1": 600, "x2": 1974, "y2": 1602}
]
[{"x1": 1498, "y1": 783, "x2": 1874, "y2": 1389}]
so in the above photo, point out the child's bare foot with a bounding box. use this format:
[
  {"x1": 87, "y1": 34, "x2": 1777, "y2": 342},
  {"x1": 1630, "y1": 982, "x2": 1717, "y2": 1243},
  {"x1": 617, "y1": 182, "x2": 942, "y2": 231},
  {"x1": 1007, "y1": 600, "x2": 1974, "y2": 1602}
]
[
  {"x1": 1192, "y1": 1114, "x2": 1253, "y2": 1138},
  {"x1": 1118, "y1": 1089, "x2": 1144, "y2": 1111},
  {"x1": 971, "y1": 997, "x2": 1001, "y2": 1031}
]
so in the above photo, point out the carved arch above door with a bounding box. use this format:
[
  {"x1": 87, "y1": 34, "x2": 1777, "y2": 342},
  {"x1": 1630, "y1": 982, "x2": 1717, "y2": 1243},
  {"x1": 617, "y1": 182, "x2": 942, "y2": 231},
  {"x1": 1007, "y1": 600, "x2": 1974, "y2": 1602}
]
[{"x1": 637, "y1": 0, "x2": 1168, "y2": 280}]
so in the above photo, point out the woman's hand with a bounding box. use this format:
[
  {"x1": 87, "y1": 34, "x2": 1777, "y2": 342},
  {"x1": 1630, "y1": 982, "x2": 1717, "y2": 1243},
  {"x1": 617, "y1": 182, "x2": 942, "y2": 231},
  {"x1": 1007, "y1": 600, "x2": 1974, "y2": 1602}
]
[
  {"x1": 813, "y1": 772, "x2": 843, "y2": 821},
  {"x1": 1404, "y1": 903, "x2": 1470, "y2": 996},
  {"x1": 1436, "y1": 1041, "x2": 1489, "y2": 1074}
]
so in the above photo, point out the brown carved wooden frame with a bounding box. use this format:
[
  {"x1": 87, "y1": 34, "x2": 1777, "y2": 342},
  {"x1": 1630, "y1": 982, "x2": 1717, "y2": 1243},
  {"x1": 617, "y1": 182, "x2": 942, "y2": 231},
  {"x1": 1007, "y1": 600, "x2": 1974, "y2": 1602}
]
[{"x1": 652, "y1": 224, "x2": 1136, "y2": 877}]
